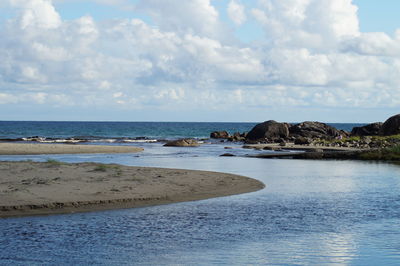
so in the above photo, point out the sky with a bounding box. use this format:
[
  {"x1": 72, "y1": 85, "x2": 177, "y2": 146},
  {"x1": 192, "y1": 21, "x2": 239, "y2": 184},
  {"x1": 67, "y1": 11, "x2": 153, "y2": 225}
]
[{"x1": 0, "y1": 0, "x2": 400, "y2": 122}]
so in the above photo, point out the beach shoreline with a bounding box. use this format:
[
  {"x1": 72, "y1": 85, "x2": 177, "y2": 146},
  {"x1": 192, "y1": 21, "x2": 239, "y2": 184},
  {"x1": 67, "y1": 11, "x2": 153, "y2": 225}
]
[
  {"x1": 0, "y1": 143, "x2": 143, "y2": 155},
  {"x1": 0, "y1": 161, "x2": 264, "y2": 218}
]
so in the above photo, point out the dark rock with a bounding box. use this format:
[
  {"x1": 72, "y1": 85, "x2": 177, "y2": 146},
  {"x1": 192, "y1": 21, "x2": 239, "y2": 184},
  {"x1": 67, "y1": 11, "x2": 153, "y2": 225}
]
[
  {"x1": 246, "y1": 120, "x2": 289, "y2": 141},
  {"x1": 210, "y1": 131, "x2": 230, "y2": 139},
  {"x1": 231, "y1": 132, "x2": 245, "y2": 142},
  {"x1": 289, "y1": 121, "x2": 342, "y2": 139},
  {"x1": 340, "y1": 130, "x2": 350, "y2": 137},
  {"x1": 164, "y1": 139, "x2": 199, "y2": 147},
  {"x1": 380, "y1": 114, "x2": 400, "y2": 136},
  {"x1": 294, "y1": 136, "x2": 311, "y2": 145},
  {"x1": 351, "y1": 122, "x2": 382, "y2": 136},
  {"x1": 244, "y1": 140, "x2": 260, "y2": 144},
  {"x1": 263, "y1": 146, "x2": 275, "y2": 150},
  {"x1": 220, "y1": 153, "x2": 236, "y2": 157},
  {"x1": 263, "y1": 146, "x2": 284, "y2": 151}
]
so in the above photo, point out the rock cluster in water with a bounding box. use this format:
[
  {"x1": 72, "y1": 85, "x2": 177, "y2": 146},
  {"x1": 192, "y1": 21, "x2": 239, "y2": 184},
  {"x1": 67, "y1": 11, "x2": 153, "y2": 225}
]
[
  {"x1": 164, "y1": 139, "x2": 200, "y2": 147},
  {"x1": 209, "y1": 114, "x2": 400, "y2": 149},
  {"x1": 210, "y1": 131, "x2": 247, "y2": 142}
]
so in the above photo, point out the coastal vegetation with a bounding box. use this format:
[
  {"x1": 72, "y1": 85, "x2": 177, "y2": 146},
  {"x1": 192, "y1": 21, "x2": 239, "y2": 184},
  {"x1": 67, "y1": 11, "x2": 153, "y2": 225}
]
[
  {"x1": 92, "y1": 164, "x2": 123, "y2": 176},
  {"x1": 314, "y1": 134, "x2": 400, "y2": 149},
  {"x1": 358, "y1": 145, "x2": 400, "y2": 161},
  {"x1": 45, "y1": 159, "x2": 64, "y2": 167}
]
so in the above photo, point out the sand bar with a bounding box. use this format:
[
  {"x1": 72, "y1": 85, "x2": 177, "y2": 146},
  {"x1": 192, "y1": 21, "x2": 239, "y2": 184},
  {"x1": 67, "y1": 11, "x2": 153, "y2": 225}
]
[
  {"x1": 0, "y1": 161, "x2": 264, "y2": 218},
  {"x1": 0, "y1": 143, "x2": 143, "y2": 155}
]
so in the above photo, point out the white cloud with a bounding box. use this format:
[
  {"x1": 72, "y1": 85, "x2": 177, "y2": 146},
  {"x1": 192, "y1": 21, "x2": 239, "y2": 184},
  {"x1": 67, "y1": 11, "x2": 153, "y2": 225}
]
[
  {"x1": 0, "y1": 0, "x2": 400, "y2": 120},
  {"x1": 228, "y1": 0, "x2": 246, "y2": 26},
  {"x1": 136, "y1": 0, "x2": 227, "y2": 40},
  {"x1": 0, "y1": 93, "x2": 18, "y2": 104},
  {"x1": 10, "y1": 0, "x2": 62, "y2": 29},
  {"x1": 253, "y1": 0, "x2": 359, "y2": 49},
  {"x1": 53, "y1": 0, "x2": 136, "y2": 10},
  {"x1": 155, "y1": 87, "x2": 185, "y2": 101}
]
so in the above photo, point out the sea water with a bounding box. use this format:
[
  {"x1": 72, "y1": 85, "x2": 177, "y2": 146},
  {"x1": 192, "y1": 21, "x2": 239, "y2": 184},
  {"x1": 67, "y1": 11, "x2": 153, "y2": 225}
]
[
  {"x1": 0, "y1": 121, "x2": 363, "y2": 141},
  {"x1": 1, "y1": 121, "x2": 400, "y2": 265}
]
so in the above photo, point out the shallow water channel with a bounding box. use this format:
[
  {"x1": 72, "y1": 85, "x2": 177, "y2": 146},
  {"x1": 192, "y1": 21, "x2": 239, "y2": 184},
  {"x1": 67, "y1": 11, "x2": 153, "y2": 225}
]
[{"x1": 1, "y1": 144, "x2": 400, "y2": 265}]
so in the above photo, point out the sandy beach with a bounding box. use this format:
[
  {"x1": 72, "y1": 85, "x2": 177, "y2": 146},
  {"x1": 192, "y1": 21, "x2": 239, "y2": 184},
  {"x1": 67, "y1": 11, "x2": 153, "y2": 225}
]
[
  {"x1": 0, "y1": 161, "x2": 264, "y2": 218},
  {"x1": 0, "y1": 143, "x2": 143, "y2": 155}
]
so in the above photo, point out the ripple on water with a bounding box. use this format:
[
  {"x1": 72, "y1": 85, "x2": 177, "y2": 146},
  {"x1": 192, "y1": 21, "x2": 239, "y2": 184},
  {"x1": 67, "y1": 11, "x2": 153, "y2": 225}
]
[{"x1": 1, "y1": 156, "x2": 400, "y2": 265}]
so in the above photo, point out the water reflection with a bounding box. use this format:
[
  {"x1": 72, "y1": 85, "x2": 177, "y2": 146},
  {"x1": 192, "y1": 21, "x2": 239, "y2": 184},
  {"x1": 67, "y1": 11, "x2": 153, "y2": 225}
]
[{"x1": 1, "y1": 150, "x2": 400, "y2": 265}]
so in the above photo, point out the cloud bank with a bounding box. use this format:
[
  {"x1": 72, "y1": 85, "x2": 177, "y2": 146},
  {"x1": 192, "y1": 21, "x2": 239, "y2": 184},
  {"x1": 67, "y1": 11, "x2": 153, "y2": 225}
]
[{"x1": 0, "y1": 0, "x2": 400, "y2": 121}]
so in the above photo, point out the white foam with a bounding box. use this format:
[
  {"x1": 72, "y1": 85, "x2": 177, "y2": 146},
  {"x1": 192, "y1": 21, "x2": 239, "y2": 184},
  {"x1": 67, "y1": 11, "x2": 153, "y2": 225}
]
[{"x1": 123, "y1": 139, "x2": 157, "y2": 143}]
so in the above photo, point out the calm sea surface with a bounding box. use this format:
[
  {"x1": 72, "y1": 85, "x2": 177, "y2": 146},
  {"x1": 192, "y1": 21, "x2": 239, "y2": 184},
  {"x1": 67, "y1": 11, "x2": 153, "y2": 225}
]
[
  {"x1": 0, "y1": 121, "x2": 363, "y2": 140},
  {"x1": 1, "y1": 121, "x2": 399, "y2": 265}
]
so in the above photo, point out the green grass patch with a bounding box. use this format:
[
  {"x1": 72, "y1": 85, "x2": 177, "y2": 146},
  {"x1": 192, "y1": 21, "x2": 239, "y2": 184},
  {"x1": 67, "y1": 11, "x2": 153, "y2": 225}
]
[
  {"x1": 45, "y1": 159, "x2": 64, "y2": 167},
  {"x1": 321, "y1": 134, "x2": 400, "y2": 145},
  {"x1": 359, "y1": 145, "x2": 400, "y2": 161},
  {"x1": 92, "y1": 164, "x2": 122, "y2": 174},
  {"x1": 93, "y1": 164, "x2": 110, "y2": 172},
  {"x1": 386, "y1": 144, "x2": 400, "y2": 154}
]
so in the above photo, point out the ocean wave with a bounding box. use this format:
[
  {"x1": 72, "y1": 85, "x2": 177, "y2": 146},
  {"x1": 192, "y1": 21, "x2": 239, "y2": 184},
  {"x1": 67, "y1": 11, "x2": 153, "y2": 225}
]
[
  {"x1": 38, "y1": 139, "x2": 85, "y2": 143},
  {"x1": 122, "y1": 139, "x2": 158, "y2": 143},
  {"x1": 4, "y1": 136, "x2": 159, "y2": 144}
]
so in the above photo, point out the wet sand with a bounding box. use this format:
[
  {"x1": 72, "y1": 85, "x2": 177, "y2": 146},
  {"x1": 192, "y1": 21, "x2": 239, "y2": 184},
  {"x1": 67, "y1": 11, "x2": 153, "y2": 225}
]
[
  {"x1": 0, "y1": 143, "x2": 143, "y2": 155},
  {"x1": 0, "y1": 161, "x2": 264, "y2": 218}
]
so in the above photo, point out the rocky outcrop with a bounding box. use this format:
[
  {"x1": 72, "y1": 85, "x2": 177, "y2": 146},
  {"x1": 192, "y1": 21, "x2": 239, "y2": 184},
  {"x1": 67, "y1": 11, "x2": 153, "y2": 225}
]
[
  {"x1": 228, "y1": 132, "x2": 246, "y2": 142},
  {"x1": 245, "y1": 120, "x2": 289, "y2": 141},
  {"x1": 210, "y1": 131, "x2": 230, "y2": 139},
  {"x1": 294, "y1": 136, "x2": 312, "y2": 145},
  {"x1": 164, "y1": 139, "x2": 199, "y2": 147},
  {"x1": 289, "y1": 121, "x2": 342, "y2": 139},
  {"x1": 380, "y1": 114, "x2": 400, "y2": 136},
  {"x1": 351, "y1": 122, "x2": 382, "y2": 136}
]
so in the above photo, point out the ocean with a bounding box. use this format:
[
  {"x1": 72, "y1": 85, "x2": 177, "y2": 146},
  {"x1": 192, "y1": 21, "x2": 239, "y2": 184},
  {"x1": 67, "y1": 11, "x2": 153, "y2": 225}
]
[
  {"x1": 1, "y1": 121, "x2": 400, "y2": 265},
  {"x1": 0, "y1": 121, "x2": 364, "y2": 142}
]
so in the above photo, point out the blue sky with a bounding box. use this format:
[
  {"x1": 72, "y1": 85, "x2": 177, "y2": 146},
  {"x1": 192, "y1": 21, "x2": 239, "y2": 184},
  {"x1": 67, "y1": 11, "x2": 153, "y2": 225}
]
[
  {"x1": 354, "y1": 0, "x2": 400, "y2": 34},
  {"x1": 0, "y1": 0, "x2": 400, "y2": 122},
  {"x1": 51, "y1": 0, "x2": 400, "y2": 42}
]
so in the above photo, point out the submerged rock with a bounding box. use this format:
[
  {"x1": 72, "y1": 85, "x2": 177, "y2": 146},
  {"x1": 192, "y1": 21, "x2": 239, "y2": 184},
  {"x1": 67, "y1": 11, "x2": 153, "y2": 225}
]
[
  {"x1": 210, "y1": 131, "x2": 230, "y2": 139},
  {"x1": 164, "y1": 139, "x2": 199, "y2": 147},
  {"x1": 228, "y1": 132, "x2": 246, "y2": 142},
  {"x1": 220, "y1": 153, "x2": 236, "y2": 157}
]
